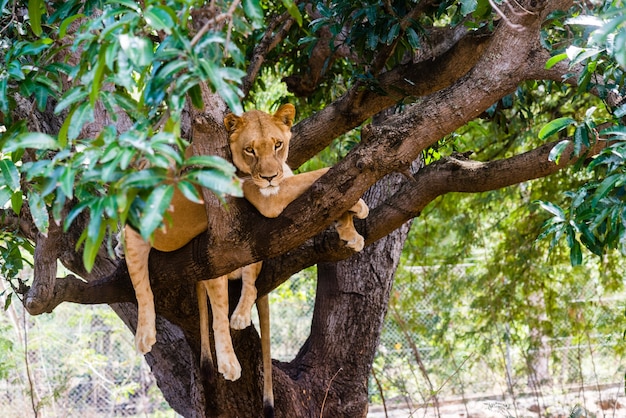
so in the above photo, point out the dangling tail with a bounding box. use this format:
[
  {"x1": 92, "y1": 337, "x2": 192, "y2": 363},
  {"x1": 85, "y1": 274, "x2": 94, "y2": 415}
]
[
  {"x1": 196, "y1": 281, "x2": 215, "y2": 382},
  {"x1": 257, "y1": 295, "x2": 274, "y2": 418}
]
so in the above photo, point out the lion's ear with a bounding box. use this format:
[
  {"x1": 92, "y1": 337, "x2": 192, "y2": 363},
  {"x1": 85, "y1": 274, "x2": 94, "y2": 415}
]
[
  {"x1": 224, "y1": 113, "x2": 241, "y2": 134},
  {"x1": 274, "y1": 104, "x2": 296, "y2": 128}
]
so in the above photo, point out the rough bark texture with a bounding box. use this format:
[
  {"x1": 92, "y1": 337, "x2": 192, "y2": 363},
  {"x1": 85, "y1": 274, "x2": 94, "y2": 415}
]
[{"x1": 10, "y1": 0, "x2": 594, "y2": 416}]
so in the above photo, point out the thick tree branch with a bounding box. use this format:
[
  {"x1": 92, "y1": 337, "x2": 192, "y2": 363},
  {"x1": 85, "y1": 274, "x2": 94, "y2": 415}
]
[
  {"x1": 365, "y1": 138, "x2": 609, "y2": 245},
  {"x1": 287, "y1": 0, "x2": 574, "y2": 168},
  {"x1": 22, "y1": 271, "x2": 136, "y2": 313},
  {"x1": 31, "y1": 135, "x2": 608, "y2": 326},
  {"x1": 24, "y1": 225, "x2": 62, "y2": 315},
  {"x1": 287, "y1": 24, "x2": 489, "y2": 167}
]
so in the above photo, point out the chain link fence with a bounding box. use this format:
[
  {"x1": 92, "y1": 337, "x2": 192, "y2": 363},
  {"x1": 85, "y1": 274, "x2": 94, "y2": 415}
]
[
  {"x1": 0, "y1": 300, "x2": 174, "y2": 417},
  {"x1": 369, "y1": 266, "x2": 626, "y2": 417},
  {"x1": 1, "y1": 266, "x2": 624, "y2": 417}
]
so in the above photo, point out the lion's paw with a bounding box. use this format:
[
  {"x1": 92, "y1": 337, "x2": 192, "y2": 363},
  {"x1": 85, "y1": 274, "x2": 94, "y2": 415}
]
[
  {"x1": 350, "y1": 199, "x2": 369, "y2": 219},
  {"x1": 347, "y1": 235, "x2": 365, "y2": 252},
  {"x1": 230, "y1": 310, "x2": 252, "y2": 330},
  {"x1": 217, "y1": 353, "x2": 242, "y2": 381},
  {"x1": 135, "y1": 326, "x2": 156, "y2": 354}
]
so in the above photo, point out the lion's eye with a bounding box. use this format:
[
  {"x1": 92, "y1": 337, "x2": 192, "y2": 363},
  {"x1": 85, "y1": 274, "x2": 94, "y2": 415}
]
[
  {"x1": 274, "y1": 141, "x2": 283, "y2": 150},
  {"x1": 244, "y1": 147, "x2": 255, "y2": 155}
]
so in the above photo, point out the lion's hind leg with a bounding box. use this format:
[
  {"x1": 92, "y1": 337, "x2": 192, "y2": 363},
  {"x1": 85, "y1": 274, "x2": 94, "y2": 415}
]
[
  {"x1": 202, "y1": 276, "x2": 242, "y2": 381},
  {"x1": 124, "y1": 226, "x2": 157, "y2": 354}
]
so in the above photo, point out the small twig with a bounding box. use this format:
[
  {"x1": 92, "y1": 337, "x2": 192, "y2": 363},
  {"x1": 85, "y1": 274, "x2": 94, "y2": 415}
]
[
  {"x1": 190, "y1": 0, "x2": 241, "y2": 47},
  {"x1": 0, "y1": 0, "x2": 17, "y2": 36},
  {"x1": 489, "y1": 0, "x2": 525, "y2": 31},
  {"x1": 391, "y1": 305, "x2": 440, "y2": 417},
  {"x1": 242, "y1": 12, "x2": 294, "y2": 96},
  {"x1": 435, "y1": 352, "x2": 475, "y2": 393},
  {"x1": 507, "y1": 0, "x2": 537, "y2": 16},
  {"x1": 371, "y1": 367, "x2": 389, "y2": 418},
  {"x1": 320, "y1": 367, "x2": 343, "y2": 418},
  {"x1": 23, "y1": 308, "x2": 39, "y2": 417}
]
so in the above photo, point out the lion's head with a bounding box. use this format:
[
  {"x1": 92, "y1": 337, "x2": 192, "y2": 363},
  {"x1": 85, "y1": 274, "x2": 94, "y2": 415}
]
[{"x1": 224, "y1": 104, "x2": 295, "y2": 195}]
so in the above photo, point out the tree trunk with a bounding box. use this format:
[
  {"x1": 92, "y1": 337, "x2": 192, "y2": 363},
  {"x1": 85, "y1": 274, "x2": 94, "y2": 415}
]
[
  {"x1": 100, "y1": 173, "x2": 412, "y2": 417},
  {"x1": 241, "y1": 171, "x2": 416, "y2": 416},
  {"x1": 12, "y1": 2, "x2": 584, "y2": 416}
]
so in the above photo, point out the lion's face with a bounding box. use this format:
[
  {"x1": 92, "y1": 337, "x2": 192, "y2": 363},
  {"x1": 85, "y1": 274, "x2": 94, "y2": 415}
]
[{"x1": 224, "y1": 104, "x2": 295, "y2": 195}]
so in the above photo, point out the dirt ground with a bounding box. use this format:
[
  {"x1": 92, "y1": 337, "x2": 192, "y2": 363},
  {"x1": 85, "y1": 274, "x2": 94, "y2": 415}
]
[{"x1": 367, "y1": 384, "x2": 625, "y2": 418}]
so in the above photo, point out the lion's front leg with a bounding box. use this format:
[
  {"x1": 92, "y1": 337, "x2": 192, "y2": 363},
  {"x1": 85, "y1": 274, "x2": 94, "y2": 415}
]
[
  {"x1": 335, "y1": 198, "x2": 369, "y2": 252},
  {"x1": 349, "y1": 198, "x2": 369, "y2": 219},
  {"x1": 230, "y1": 262, "x2": 262, "y2": 330},
  {"x1": 243, "y1": 168, "x2": 330, "y2": 218},
  {"x1": 123, "y1": 226, "x2": 157, "y2": 354}
]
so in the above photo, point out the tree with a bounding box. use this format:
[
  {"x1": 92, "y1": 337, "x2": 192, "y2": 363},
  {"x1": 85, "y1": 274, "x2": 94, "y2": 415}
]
[{"x1": 1, "y1": 0, "x2": 623, "y2": 416}]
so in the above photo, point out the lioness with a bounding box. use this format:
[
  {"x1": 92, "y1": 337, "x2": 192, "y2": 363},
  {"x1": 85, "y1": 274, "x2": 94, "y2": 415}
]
[{"x1": 123, "y1": 104, "x2": 368, "y2": 416}]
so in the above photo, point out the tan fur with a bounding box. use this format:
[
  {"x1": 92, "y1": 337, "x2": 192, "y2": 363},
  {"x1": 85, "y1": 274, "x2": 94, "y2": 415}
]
[{"x1": 124, "y1": 104, "x2": 368, "y2": 416}]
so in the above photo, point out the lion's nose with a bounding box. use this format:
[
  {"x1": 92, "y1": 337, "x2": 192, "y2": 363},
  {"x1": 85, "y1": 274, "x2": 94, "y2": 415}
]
[{"x1": 261, "y1": 174, "x2": 276, "y2": 183}]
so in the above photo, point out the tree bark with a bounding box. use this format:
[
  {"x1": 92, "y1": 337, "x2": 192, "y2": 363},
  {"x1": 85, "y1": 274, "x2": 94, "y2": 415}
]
[{"x1": 11, "y1": 0, "x2": 591, "y2": 416}]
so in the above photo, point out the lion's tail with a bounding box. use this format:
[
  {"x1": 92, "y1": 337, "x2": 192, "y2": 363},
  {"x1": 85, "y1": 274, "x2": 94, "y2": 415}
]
[
  {"x1": 196, "y1": 281, "x2": 215, "y2": 382},
  {"x1": 258, "y1": 295, "x2": 274, "y2": 418}
]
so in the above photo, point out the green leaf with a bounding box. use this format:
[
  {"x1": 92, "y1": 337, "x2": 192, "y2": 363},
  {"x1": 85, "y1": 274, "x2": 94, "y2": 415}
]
[
  {"x1": 184, "y1": 155, "x2": 236, "y2": 173},
  {"x1": 57, "y1": 107, "x2": 74, "y2": 148},
  {"x1": 82, "y1": 222, "x2": 107, "y2": 272},
  {"x1": 0, "y1": 77, "x2": 8, "y2": 114},
  {"x1": 177, "y1": 181, "x2": 204, "y2": 204},
  {"x1": 59, "y1": 13, "x2": 85, "y2": 38},
  {"x1": 536, "y1": 200, "x2": 566, "y2": 221},
  {"x1": 16, "y1": 38, "x2": 52, "y2": 56},
  {"x1": 386, "y1": 23, "x2": 400, "y2": 45},
  {"x1": 54, "y1": 87, "x2": 88, "y2": 114},
  {"x1": 281, "y1": 0, "x2": 302, "y2": 27},
  {"x1": 538, "y1": 117, "x2": 576, "y2": 140},
  {"x1": 548, "y1": 139, "x2": 571, "y2": 163},
  {"x1": 185, "y1": 169, "x2": 242, "y2": 197},
  {"x1": 614, "y1": 28, "x2": 626, "y2": 69},
  {"x1": 0, "y1": 187, "x2": 11, "y2": 207},
  {"x1": 108, "y1": 0, "x2": 141, "y2": 13},
  {"x1": 565, "y1": 15, "x2": 604, "y2": 28},
  {"x1": 592, "y1": 173, "x2": 621, "y2": 207},
  {"x1": 460, "y1": 0, "x2": 477, "y2": 16},
  {"x1": 59, "y1": 167, "x2": 75, "y2": 199},
  {"x1": 574, "y1": 124, "x2": 590, "y2": 151},
  {"x1": 0, "y1": 160, "x2": 20, "y2": 191},
  {"x1": 144, "y1": 5, "x2": 175, "y2": 34},
  {"x1": 28, "y1": 0, "x2": 43, "y2": 36},
  {"x1": 64, "y1": 200, "x2": 89, "y2": 231},
  {"x1": 90, "y1": 48, "x2": 107, "y2": 106},
  {"x1": 406, "y1": 27, "x2": 420, "y2": 50},
  {"x1": 28, "y1": 191, "x2": 49, "y2": 233},
  {"x1": 599, "y1": 126, "x2": 626, "y2": 137},
  {"x1": 243, "y1": 0, "x2": 264, "y2": 28},
  {"x1": 119, "y1": 34, "x2": 154, "y2": 67},
  {"x1": 10, "y1": 191, "x2": 22, "y2": 215},
  {"x1": 139, "y1": 184, "x2": 174, "y2": 239},
  {"x1": 569, "y1": 237, "x2": 582, "y2": 266},
  {"x1": 188, "y1": 84, "x2": 204, "y2": 109},
  {"x1": 68, "y1": 102, "x2": 94, "y2": 140},
  {"x1": 4, "y1": 132, "x2": 59, "y2": 152},
  {"x1": 119, "y1": 169, "x2": 165, "y2": 189},
  {"x1": 545, "y1": 52, "x2": 568, "y2": 69}
]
